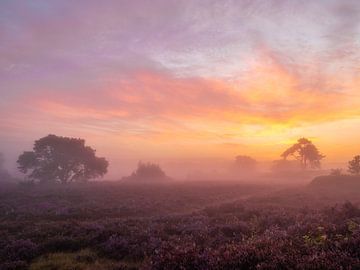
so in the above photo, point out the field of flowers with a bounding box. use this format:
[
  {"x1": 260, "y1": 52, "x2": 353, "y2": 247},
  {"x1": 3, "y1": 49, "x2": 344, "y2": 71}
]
[{"x1": 1, "y1": 180, "x2": 360, "y2": 269}]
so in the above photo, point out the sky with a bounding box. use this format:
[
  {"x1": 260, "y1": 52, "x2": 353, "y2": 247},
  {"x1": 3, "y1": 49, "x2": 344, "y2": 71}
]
[{"x1": 1, "y1": 0, "x2": 360, "y2": 178}]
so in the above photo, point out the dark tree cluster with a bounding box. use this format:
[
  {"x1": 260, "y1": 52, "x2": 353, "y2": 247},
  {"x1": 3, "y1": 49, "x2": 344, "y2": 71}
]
[
  {"x1": 17, "y1": 135, "x2": 108, "y2": 184},
  {"x1": 348, "y1": 155, "x2": 360, "y2": 175},
  {"x1": 327, "y1": 155, "x2": 360, "y2": 177},
  {"x1": 0, "y1": 153, "x2": 11, "y2": 182},
  {"x1": 234, "y1": 155, "x2": 257, "y2": 171},
  {"x1": 281, "y1": 138, "x2": 325, "y2": 169},
  {"x1": 122, "y1": 162, "x2": 169, "y2": 181}
]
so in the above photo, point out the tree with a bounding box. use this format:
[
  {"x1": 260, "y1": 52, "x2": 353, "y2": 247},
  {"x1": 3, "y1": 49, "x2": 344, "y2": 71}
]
[
  {"x1": 122, "y1": 162, "x2": 169, "y2": 181},
  {"x1": 234, "y1": 155, "x2": 257, "y2": 171},
  {"x1": 281, "y1": 138, "x2": 325, "y2": 169},
  {"x1": 348, "y1": 155, "x2": 360, "y2": 175},
  {"x1": 17, "y1": 134, "x2": 108, "y2": 184},
  {"x1": 0, "y1": 152, "x2": 4, "y2": 169},
  {"x1": 0, "y1": 152, "x2": 11, "y2": 181},
  {"x1": 133, "y1": 162, "x2": 166, "y2": 178},
  {"x1": 330, "y1": 168, "x2": 343, "y2": 176}
]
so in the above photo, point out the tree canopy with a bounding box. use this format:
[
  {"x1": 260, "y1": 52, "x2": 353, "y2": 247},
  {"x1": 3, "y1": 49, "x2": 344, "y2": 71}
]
[
  {"x1": 0, "y1": 153, "x2": 4, "y2": 169},
  {"x1": 348, "y1": 155, "x2": 360, "y2": 175},
  {"x1": 122, "y1": 162, "x2": 169, "y2": 181},
  {"x1": 17, "y1": 134, "x2": 108, "y2": 184},
  {"x1": 281, "y1": 138, "x2": 325, "y2": 169},
  {"x1": 0, "y1": 152, "x2": 11, "y2": 181},
  {"x1": 234, "y1": 155, "x2": 257, "y2": 171}
]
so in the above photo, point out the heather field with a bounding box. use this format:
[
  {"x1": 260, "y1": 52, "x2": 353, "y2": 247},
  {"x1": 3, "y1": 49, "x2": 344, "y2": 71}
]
[
  {"x1": 1, "y1": 180, "x2": 360, "y2": 270},
  {"x1": 2, "y1": 1, "x2": 360, "y2": 269}
]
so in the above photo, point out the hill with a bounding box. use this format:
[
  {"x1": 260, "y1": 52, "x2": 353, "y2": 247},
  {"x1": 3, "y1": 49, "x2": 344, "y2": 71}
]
[{"x1": 309, "y1": 175, "x2": 360, "y2": 190}]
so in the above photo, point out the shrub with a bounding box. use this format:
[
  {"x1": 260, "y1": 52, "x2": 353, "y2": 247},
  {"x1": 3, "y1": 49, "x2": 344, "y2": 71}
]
[{"x1": 1, "y1": 239, "x2": 38, "y2": 263}]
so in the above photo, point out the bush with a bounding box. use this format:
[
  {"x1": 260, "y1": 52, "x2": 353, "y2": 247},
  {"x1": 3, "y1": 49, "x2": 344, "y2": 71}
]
[
  {"x1": 122, "y1": 162, "x2": 170, "y2": 181},
  {"x1": 1, "y1": 239, "x2": 38, "y2": 262}
]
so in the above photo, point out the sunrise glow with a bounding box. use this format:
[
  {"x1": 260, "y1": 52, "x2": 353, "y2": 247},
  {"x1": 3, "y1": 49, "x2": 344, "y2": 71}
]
[{"x1": 1, "y1": 1, "x2": 360, "y2": 177}]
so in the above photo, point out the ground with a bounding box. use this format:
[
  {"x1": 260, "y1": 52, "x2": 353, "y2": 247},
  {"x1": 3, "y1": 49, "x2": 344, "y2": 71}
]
[{"x1": 1, "y1": 179, "x2": 360, "y2": 269}]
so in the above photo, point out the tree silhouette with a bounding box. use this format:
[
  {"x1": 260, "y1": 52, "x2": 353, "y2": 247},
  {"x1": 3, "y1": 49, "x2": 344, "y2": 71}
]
[
  {"x1": 0, "y1": 152, "x2": 11, "y2": 181},
  {"x1": 0, "y1": 153, "x2": 4, "y2": 169},
  {"x1": 17, "y1": 134, "x2": 108, "y2": 184},
  {"x1": 122, "y1": 162, "x2": 169, "y2": 181},
  {"x1": 348, "y1": 155, "x2": 360, "y2": 175},
  {"x1": 330, "y1": 168, "x2": 343, "y2": 176},
  {"x1": 133, "y1": 162, "x2": 166, "y2": 179},
  {"x1": 234, "y1": 155, "x2": 257, "y2": 171},
  {"x1": 281, "y1": 138, "x2": 324, "y2": 169}
]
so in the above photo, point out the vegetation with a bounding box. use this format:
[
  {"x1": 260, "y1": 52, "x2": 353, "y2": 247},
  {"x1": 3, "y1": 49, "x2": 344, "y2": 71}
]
[
  {"x1": 310, "y1": 175, "x2": 360, "y2": 189},
  {"x1": 281, "y1": 138, "x2": 325, "y2": 169},
  {"x1": 234, "y1": 155, "x2": 257, "y2": 171},
  {"x1": 348, "y1": 155, "x2": 360, "y2": 175},
  {"x1": 4, "y1": 136, "x2": 360, "y2": 269},
  {"x1": 0, "y1": 153, "x2": 12, "y2": 182},
  {"x1": 330, "y1": 168, "x2": 343, "y2": 176},
  {"x1": 1, "y1": 181, "x2": 360, "y2": 269},
  {"x1": 122, "y1": 162, "x2": 169, "y2": 181},
  {"x1": 17, "y1": 135, "x2": 108, "y2": 184},
  {"x1": 29, "y1": 249, "x2": 125, "y2": 270}
]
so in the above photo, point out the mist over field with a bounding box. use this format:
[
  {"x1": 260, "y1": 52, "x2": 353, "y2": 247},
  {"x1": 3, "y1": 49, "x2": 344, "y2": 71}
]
[{"x1": 1, "y1": 0, "x2": 360, "y2": 269}]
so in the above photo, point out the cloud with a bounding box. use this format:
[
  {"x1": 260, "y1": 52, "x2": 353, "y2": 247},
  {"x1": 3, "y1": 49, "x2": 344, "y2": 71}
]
[
  {"x1": 2, "y1": 0, "x2": 359, "y2": 80},
  {"x1": 3, "y1": 50, "x2": 356, "y2": 145},
  {"x1": 1, "y1": 0, "x2": 360, "y2": 166}
]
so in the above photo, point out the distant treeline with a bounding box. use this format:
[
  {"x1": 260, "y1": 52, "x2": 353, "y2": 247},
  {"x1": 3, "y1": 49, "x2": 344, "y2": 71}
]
[{"x1": 1, "y1": 135, "x2": 359, "y2": 185}]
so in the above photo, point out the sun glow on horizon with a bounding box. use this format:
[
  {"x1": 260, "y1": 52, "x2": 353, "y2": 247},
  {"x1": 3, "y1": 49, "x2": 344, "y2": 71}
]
[{"x1": 1, "y1": 0, "x2": 360, "y2": 177}]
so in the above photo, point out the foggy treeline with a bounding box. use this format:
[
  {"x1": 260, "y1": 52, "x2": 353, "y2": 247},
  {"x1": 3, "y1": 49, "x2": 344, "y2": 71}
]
[{"x1": 2, "y1": 134, "x2": 359, "y2": 185}]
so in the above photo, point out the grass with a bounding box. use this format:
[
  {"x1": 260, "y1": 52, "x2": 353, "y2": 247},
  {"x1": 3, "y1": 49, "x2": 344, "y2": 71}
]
[{"x1": 29, "y1": 249, "x2": 136, "y2": 270}]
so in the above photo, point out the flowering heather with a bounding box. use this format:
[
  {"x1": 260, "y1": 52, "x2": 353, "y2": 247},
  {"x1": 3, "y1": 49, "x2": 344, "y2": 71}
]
[{"x1": 1, "y1": 181, "x2": 360, "y2": 269}]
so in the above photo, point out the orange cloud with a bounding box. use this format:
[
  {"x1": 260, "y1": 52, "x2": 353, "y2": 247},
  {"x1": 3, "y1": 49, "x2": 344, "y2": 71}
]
[
  {"x1": 29, "y1": 57, "x2": 360, "y2": 132},
  {"x1": 6, "y1": 53, "x2": 358, "y2": 162}
]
